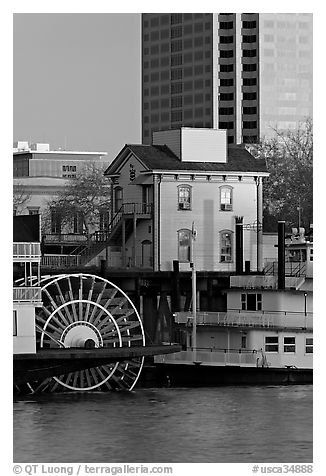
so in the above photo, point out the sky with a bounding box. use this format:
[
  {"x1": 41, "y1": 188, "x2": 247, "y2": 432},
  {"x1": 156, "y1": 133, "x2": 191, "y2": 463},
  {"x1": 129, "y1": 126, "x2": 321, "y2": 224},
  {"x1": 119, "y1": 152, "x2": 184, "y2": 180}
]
[{"x1": 13, "y1": 13, "x2": 142, "y2": 158}]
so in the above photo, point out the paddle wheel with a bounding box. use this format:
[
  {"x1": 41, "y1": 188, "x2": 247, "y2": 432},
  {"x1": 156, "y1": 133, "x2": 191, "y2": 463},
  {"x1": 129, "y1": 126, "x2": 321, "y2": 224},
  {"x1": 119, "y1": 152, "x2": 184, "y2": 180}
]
[{"x1": 19, "y1": 274, "x2": 145, "y2": 392}]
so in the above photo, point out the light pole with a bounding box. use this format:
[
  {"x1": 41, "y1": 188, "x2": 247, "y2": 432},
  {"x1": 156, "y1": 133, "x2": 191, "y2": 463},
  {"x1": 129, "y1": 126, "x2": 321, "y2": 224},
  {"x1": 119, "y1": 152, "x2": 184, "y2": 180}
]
[
  {"x1": 191, "y1": 222, "x2": 197, "y2": 361},
  {"x1": 304, "y1": 292, "x2": 307, "y2": 329}
]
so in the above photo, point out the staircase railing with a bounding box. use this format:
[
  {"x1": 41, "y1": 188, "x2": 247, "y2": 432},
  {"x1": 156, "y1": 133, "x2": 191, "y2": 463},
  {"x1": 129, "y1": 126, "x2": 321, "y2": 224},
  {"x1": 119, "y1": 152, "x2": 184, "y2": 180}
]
[{"x1": 71, "y1": 202, "x2": 153, "y2": 265}]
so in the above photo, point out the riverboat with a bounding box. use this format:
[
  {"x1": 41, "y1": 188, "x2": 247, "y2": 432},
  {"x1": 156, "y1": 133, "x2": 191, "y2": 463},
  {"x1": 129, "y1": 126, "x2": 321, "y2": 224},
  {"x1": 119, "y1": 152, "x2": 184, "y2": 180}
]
[{"x1": 154, "y1": 222, "x2": 313, "y2": 386}]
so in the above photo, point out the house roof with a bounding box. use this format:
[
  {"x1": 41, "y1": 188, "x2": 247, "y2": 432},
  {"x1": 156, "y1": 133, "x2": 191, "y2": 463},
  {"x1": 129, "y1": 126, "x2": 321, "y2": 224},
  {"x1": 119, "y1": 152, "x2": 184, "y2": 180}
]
[{"x1": 104, "y1": 144, "x2": 268, "y2": 175}]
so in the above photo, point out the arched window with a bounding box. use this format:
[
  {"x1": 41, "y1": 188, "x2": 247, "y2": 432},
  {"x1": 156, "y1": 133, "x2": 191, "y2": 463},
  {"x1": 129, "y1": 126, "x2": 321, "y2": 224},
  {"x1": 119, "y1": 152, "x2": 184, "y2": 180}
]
[
  {"x1": 177, "y1": 185, "x2": 192, "y2": 210},
  {"x1": 220, "y1": 230, "x2": 233, "y2": 262},
  {"x1": 178, "y1": 229, "x2": 191, "y2": 262},
  {"x1": 114, "y1": 187, "x2": 123, "y2": 213},
  {"x1": 219, "y1": 186, "x2": 233, "y2": 211}
]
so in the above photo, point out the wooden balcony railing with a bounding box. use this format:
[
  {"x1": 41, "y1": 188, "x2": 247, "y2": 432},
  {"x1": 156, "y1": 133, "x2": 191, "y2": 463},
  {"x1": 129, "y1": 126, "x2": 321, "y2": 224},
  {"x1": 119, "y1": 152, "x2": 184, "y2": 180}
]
[{"x1": 41, "y1": 255, "x2": 81, "y2": 268}]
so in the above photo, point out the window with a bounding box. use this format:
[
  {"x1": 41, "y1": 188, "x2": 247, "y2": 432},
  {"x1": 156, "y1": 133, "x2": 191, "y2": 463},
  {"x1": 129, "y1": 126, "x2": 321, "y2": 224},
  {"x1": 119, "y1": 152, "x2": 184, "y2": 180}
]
[
  {"x1": 171, "y1": 68, "x2": 183, "y2": 80},
  {"x1": 171, "y1": 26, "x2": 183, "y2": 38},
  {"x1": 243, "y1": 63, "x2": 257, "y2": 72},
  {"x1": 171, "y1": 96, "x2": 182, "y2": 108},
  {"x1": 284, "y1": 337, "x2": 296, "y2": 353},
  {"x1": 171, "y1": 54, "x2": 183, "y2": 66},
  {"x1": 241, "y1": 293, "x2": 262, "y2": 311},
  {"x1": 243, "y1": 107, "x2": 257, "y2": 115},
  {"x1": 220, "y1": 64, "x2": 234, "y2": 73},
  {"x1": 243, "y1": 120, "x2": 257, "y2": 129},
  {"x1": 243, "y1": 35, "x2": 257, "y2": 43},
  {"x1": 220, "y1": 92, "x2": 234, "y2": 101},
  {"x1": 114, "y1": 187, "x2": 123, "y2": 213},
  {"x1": 178, "y1": 185, "x2": 191, "y2": 210},
  {"x1": 171, "y1": 82, "x2": 183, "y2": 94},
  {"x1": 73, "y1": 212, "x2": 84, "y2": 234},
  {"x1": 178, "y1": 229, "x2": 191, "y2": 262},
  {"x1": 28, "y1": 207, "x2": 40, "y2": 215},
  {"x1": 171, "y1": 110, "x2": 182, "y2": 122},
  {"x1": 243, "y1": 49, "x2": 257, "y2": 57},
  {"x1": 220, "y1": 78, "x2": 234, "y2": 87},
  {"x1": 243, "y1": 77, "x2": 257, "y2": 86},
  {"x1": 220, "y1": 21, "x2": 234, "y2": 29},
  {"x1": 219, "y1": 107, "x2": 234, "y2": 115},
  {"x1": 265, "y1": 336, "x2": 279, "y2": 353},
  {"x1": 220, "y1": 186, "x2": 233, "y2": 210},
  {"x1": 13, "y1": 310, "x2": 17, "y2": 336},
  {"x1": 220, "y1": 35, "x2": 234, "y2": 44},
  {"x1": 220, "y1": 231, "x2": 233, "y2": 262},
  {"x1": 243, "y1": 92, "x2": 257, "y2": 100},
  {"x1": 51, "y1": 208, "x2": 62, "y2": 234},
  {"x1": 220, "y1": 50, "x2": 234, "y2": 58},
  {"x1": 171, "y1": 13, "x2": 182, "y2": 24},
  {"x1": 305, "y1": 338, "x2": 313, "y2": 354},
  {"x1": 243, "y1": 20, "x2": 256, "y2": 28}
]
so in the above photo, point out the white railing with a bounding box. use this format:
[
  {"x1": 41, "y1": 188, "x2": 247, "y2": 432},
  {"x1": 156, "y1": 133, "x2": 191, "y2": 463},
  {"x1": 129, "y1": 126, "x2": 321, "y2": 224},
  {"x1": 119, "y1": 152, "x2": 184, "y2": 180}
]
[
  {"x1": 41, "y1": 255, "x2": 81, "y2": 268},
  {"x1": 13, "y1": 242, "x2": 41, "y2": 259},
  {"x1": 174, "y1": 311, "x2": 313, "y2": 330},
  {"x1": 155, "y1": 349, "x2": 260, "y2": 367},
  {"x1": 13, "y1": 286, "x2": 42, "y2": 303},
  {"x1": 230, "y1": 275, "x2": 277, "y2": 289}
]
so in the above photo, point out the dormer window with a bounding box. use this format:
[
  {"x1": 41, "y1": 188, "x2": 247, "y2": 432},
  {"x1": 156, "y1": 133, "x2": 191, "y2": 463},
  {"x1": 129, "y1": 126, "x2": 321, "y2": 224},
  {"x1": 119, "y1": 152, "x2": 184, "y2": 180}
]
[
  {"x1": 178, "y1": 185, "x2": 192, "y2": 210},
  {"x1": 220, "y1": 186, "x2": 233, "y2": 211}
]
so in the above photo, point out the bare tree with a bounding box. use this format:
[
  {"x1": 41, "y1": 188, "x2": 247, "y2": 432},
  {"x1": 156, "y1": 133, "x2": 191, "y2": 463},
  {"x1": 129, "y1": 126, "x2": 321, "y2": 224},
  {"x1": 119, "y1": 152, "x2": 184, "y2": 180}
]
[
  {"x1": 45, "y1": 162, "x2": 111, "y2": 241},
  {"x1": 251, "y1": 118, "x2": 313, "y2": 232},
  {"x1": 13, "y1": 181, "x2": 31, "y2": 214}
]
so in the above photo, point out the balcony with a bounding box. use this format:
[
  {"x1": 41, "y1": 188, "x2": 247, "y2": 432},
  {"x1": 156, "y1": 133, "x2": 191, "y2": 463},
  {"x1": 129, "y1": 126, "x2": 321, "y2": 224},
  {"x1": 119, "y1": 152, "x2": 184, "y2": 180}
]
[
  {"x1": 43, "y1": 233, "x2": 88, "y2": 244},
  {"x1": 174, "y1": 310, "x2": 313, "y2": 330},
  {"x1": 13, "y1": 286, "x2": 42, "y2": 303},
  {"x1": 13, "y1": 243, "x2": 41, "y2": 261}
]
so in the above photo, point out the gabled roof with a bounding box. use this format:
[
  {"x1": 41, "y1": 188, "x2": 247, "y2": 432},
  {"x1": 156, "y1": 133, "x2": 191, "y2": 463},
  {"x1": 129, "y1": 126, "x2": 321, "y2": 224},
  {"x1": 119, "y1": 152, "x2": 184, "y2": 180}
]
[{"x1": 104, "y1": 144, "x2": 268, "y2": 176}]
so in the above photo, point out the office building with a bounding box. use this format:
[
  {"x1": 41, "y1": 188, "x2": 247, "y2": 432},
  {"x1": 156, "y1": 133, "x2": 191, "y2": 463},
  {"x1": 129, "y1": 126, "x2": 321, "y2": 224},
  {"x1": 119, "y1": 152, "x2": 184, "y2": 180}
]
[{"x1": 142, "y1": 13, "x2": 260, "y2": 145}]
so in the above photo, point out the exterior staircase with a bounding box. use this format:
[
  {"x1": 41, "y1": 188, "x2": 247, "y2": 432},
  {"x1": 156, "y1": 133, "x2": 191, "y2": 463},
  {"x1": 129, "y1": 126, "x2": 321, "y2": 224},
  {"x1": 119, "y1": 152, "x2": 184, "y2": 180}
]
[{"x1": 70, "y1": 202, "x2": 152, "y2": 267}]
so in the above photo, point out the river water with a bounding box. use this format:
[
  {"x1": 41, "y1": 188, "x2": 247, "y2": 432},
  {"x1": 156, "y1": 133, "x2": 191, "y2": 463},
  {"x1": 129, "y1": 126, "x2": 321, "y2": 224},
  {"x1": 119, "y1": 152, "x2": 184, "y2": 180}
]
[{"x1": 13, "y1": 385, "x2": 312, "y2": 463}]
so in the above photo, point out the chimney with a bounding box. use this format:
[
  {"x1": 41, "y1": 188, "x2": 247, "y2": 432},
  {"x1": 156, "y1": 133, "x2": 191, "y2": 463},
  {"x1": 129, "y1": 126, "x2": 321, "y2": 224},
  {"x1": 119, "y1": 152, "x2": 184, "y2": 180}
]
[{"x1": 278, "y1": 221, "x2": 286, "y2": 290}]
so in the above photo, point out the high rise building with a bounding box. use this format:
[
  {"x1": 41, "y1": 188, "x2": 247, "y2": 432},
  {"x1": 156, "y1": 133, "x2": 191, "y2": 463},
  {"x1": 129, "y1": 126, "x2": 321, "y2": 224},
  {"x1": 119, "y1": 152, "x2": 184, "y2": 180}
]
[
  {"x1": 141, "y1": 13, "x2": 313, "y2": 145},
  {"x1": 259, "y1": 13, "x2": 313, "y2": 138},
  {"x1": 141, "y1": 13, "x2": 260, "y2": 145}
]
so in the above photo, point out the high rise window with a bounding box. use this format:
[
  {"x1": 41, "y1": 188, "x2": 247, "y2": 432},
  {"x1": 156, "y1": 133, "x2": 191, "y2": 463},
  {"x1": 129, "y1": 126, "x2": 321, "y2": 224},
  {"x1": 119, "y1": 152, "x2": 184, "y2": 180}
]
[
  {"x1": 243, "y1": 63, "x2": 257, "y2": 72},
  {"x1": 220, "y1": 78, "x2": 234, "y2": 87},
  {"x1": 243, "y1": 78, "x2": 257, "y2": 86},
  {"x1": 220, "y1": 21, "x2": 234, "y2": 29},
  {"x1": 220, "y1": 64, "x2": 234, "y2": 72},
  {"x1": 243, "y1": 49, "x2": 257, "y2": 57},
  {"x1": 220, "y1": 92, "x2": 234, "y2": 101},
  {"x1": 220, "y1": 35, "x2": 234, "y2": 44},
  {"x1": 243, "y1": 35, "x2": 257, "y2": 43},
  {"x1": 220, "y1": 50, "x2": 234, "y2": 58},
  {"x1": 219, "y1": 107, "x2": 234, "y2": 115}
]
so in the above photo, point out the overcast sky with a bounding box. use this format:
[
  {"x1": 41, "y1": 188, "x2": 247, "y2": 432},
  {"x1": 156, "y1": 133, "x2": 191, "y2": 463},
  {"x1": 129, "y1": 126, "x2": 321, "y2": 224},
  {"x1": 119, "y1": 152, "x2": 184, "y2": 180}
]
[{"x1": 13, "y1": 13, "x2": 141, "y2": 158}]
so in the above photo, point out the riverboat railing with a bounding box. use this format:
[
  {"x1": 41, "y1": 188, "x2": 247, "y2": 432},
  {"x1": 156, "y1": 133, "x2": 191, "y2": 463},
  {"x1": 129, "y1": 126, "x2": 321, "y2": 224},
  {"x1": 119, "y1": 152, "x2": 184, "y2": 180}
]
[
  {"x1": 155, "y1": 348, "x2": 261, "y2": 367},
  {"x1": 174, "y1": 310, "x2": 313, "y2": 330},
  {"x1": 13, "y1": 242, "x2": 41, "y2": 259},
  {"x1": 13, "y1": 286, "x2": 42, "y2": 303}
]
